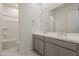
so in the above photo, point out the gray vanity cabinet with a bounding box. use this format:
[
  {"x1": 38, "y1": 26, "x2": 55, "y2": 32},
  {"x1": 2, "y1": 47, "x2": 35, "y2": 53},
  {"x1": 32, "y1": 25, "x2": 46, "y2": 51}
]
[
  {"x1": 33, "y1": 38, "x2": 39, "y2": 51},
  {"x1": 77, "y1": 44, "x2": 79, "y2": 56},
  {"x1": 57, "y1": 46, "x2": 76, "y2": 56},
  {"x1": 33, "y1": 34, "x2": 78, "y2": 56},
  {"x1": 45, "y1": 41, "x2": 76, "y2": 56},
  {"x1": 45, "y1": 42, "x2": 58, "y2": 56},
  {"x1": 39, "y1": 39, "x2": 44, "y2": 55},
  {"x1": 33, "y1": 35, "x2": 44, "y2": 55},
  {"x1": 45, "y1": 37, "x2": 77, "y2": 56}
]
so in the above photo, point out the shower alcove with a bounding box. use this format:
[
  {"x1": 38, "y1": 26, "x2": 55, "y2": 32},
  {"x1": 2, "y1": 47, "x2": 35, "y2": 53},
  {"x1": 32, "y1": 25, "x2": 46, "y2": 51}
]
[{"x1": 0, "y1": 3, "x2": 19, "y2": 56}]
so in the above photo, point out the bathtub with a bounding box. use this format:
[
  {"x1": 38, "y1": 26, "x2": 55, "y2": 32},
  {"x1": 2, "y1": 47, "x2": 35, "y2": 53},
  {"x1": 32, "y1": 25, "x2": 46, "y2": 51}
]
[{"x1": 2, "y1": 39, "x2": 19, "y2": 50}]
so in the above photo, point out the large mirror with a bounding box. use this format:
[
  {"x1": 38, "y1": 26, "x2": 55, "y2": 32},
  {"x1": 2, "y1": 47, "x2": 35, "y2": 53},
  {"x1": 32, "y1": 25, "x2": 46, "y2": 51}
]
[{"x1": 50, "y1": 3, "x2": 79, "y2": 33}]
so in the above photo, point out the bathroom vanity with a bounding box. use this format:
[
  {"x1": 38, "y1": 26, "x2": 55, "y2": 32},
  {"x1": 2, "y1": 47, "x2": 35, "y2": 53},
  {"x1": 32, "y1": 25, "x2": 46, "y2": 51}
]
[
  {"x1": 33, "y1": 33, "x2": 79, "y2": 56},
  {"x1": 45, "y1": 37, "x2": 77, "y2": 56}
]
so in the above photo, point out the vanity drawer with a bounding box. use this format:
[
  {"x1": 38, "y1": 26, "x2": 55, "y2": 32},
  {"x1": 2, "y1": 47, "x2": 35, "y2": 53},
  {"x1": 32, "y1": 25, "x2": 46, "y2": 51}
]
[
  {"x1": 45, "y1": 37, "x2": 77, "y2": 51},
  {"x1": 33, "y1": 35, "x2": 44, "y2": 40},
  {"x1": 77, "y1": 44, "x2": 79, "y2": 55}
]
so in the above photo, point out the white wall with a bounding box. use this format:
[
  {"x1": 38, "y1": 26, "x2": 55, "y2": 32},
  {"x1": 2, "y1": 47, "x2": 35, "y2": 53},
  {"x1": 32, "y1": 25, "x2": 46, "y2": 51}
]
[
  {"x1": 19, "y1": 4, "x2": 31, "y2": 53},
  {"x1": 31, "y1": 4, "x2": 41, "y2": 32}
]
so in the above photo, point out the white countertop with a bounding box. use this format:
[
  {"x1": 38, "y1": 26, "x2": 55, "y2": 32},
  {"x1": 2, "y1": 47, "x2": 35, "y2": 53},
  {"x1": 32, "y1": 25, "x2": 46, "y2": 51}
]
[{"x1": 33, "y1": 32, "x2": 79, "y2": 44}]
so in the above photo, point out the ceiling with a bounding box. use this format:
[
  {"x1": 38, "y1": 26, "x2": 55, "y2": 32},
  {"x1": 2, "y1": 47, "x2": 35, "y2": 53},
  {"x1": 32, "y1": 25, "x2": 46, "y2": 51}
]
[{"x1": 41, "y1": 3, "x2": 64, "y2": 11}]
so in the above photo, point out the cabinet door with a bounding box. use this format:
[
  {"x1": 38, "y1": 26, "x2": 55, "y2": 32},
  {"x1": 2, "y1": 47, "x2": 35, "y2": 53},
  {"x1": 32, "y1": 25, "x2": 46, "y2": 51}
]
[
  {"x1": 33, "y1": 38, "x2": 39, "y2": 51},
  {"x1": 57, "y1": 46, "x2": 76, "y2": 56},
  {"x1": 45, "y1": 42, "x2": 57, "y2": 56},
  {"x1": 45, "y1": 41, "x2": 76, "y2": 56},
  {"x1": 39, "y1": 39, "x2": 44, "y2": 55}
]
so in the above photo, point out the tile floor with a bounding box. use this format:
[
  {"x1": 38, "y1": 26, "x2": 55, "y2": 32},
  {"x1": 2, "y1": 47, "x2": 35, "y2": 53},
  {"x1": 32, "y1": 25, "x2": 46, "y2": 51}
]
[
  {"x1": 2, "y1": 47, "x2": 40, "y2": 56},
  {"x1": 19, "y1": 50, "x2": 40, "y2": 56}
]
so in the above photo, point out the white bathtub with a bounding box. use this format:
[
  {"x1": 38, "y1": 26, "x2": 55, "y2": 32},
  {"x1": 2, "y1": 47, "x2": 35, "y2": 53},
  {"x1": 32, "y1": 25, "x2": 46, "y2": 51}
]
[{"x1": 2, "y1": 39, "x2": 19, "y2": 50}]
